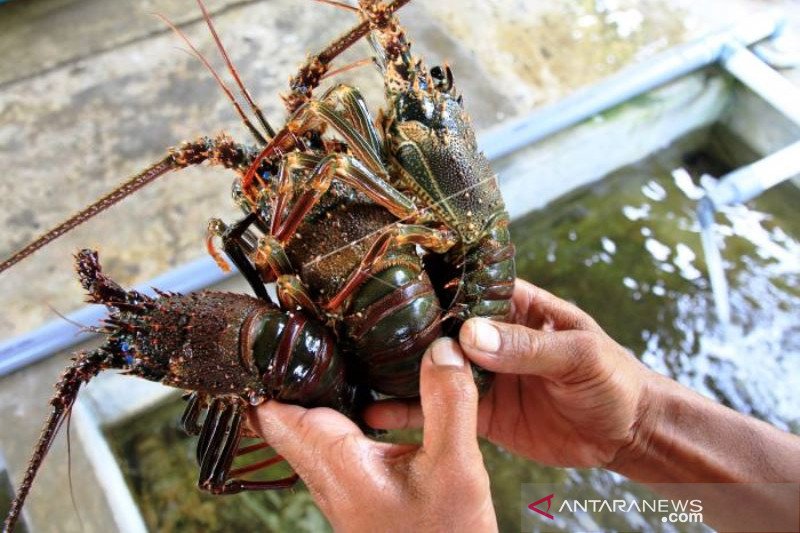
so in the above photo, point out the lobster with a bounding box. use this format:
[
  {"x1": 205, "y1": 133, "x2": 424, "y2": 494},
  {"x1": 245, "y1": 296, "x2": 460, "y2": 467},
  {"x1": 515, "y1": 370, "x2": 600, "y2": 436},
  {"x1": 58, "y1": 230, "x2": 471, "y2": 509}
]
[
  {"x1": 212, "y1": 0, "x2": 517, "y2": 394},
  {"x1": 2, "y1": 0, "x2": 516, "y2": 530}
]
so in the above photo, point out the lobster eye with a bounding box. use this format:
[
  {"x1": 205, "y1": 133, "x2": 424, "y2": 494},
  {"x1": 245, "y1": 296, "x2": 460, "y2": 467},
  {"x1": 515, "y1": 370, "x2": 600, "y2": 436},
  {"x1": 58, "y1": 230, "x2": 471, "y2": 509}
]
[{"x1": 430, "y1": 65, "x2": 453, "y2": 92}]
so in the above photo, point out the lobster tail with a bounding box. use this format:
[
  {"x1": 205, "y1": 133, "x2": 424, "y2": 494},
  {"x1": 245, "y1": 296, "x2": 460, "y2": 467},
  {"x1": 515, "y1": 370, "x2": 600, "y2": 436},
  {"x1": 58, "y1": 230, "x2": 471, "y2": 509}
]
[
  {"x1": 3, "y1": 350, "x2": 110, "y2": 533},
  {"x1": 344, "y1": 255, "x2": 442, "y2": 398},
  {"x1": 455, "y1": 217, "x2": 516, "y2": 322}
]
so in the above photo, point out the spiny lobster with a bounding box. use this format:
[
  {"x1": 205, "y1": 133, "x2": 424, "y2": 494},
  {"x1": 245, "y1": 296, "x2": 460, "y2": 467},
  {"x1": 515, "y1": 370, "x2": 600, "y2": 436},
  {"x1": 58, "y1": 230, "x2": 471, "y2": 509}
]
[{"x1": 1, "y1": 0, "x2": 515, "y2": 530}]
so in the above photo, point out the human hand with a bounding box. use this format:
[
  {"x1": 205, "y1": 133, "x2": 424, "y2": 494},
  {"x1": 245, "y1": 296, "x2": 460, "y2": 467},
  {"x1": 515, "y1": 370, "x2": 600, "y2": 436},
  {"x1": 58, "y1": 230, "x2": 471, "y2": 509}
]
[
  {"x1": 250, "y1": 339, "x2": 497, "y2": 532},
  {"x1": 366, "y1": 279, "x2": 654, "y2": 469}
]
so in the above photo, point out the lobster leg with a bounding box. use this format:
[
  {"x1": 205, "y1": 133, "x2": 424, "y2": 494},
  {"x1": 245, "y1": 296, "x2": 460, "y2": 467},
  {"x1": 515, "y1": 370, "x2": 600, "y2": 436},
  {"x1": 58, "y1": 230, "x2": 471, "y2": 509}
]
[
  {"x1": 242, "y1": 72, "x2": 407, "y2": 198},
  {"x1": 283, "y1": 0, "x2": 412, "y2": 113},
  {"x1": 252, "y1": 234, "x2": 295, "y2": 276},
  {"x1": 181, "y1": 392, "x2": 207, "y2": 436},
  {"x1": 275, "y1": 275, "x2": 323, "y2": 318},
  {"x1": 247, "y1": 234, "x2": 322, "y2": 318},
  {"x1": 325, "y1": 224, "x2": 457, "y2": 311},
  {"x1": 317, "y1": 84, "x2": 384, "y2": 159},
  {"x1": 288, "y1": 100, "x2": 385, "y2": 175},
  {"x1": 196, "y1": 398, "x2": 298, "y2": 494},
  {"x1": 271, "y1": 152, "x2": 323, "y2": 235},
  {"x1": 208, "y1": 214, "x2": 271, "y2": 301},
  {"x1": 273, "y1": 152, "x2": 417, "y2": 242}
]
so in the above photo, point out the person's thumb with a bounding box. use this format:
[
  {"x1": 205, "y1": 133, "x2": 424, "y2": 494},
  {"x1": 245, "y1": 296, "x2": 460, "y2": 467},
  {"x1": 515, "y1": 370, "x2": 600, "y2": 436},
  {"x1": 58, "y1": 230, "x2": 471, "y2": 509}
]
[
  {"x1": 418, "y1": 338, "x2": 480, "y2": 462},
  {"x1": 460, "y1": 317, "x2": 599, "y2": 381},
  {"x1": 250, "y1": 401, "x2": 364, "y2": 491}
]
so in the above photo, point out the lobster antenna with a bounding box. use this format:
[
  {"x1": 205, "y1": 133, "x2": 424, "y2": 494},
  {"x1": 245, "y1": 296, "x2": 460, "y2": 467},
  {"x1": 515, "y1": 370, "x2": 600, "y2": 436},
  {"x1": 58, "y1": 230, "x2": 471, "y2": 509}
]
[
  {"x1": 284, "y1": 0, "x2": 412, "y2": 111},
  {"x1": 3, "y1": 351, "x2": 109, "y2": 533},
  {"x1": 314, "y1": 0, "x2": 412, "y2": 64},
  {"x1": 155, "y1": 13, "x2": 269, "y2": 145},
  {"x1": 0, "y1": 157, "x2": 175, "y2": 275},
  {"x1": 46, "y1": 304, "x2": 104, "y2": 335},
  {"x1": 194, "y1": 0, "x2": 276, "y2": 138},
  {"x1": 321, "y1": 57, "x2": 374, "y2": 80},
  {"x1": 312, "y1": 0, "x2": 360, "y2": 13},
  {"x1": 65, "y1": 412, "x2": 86, "y2": 533}
]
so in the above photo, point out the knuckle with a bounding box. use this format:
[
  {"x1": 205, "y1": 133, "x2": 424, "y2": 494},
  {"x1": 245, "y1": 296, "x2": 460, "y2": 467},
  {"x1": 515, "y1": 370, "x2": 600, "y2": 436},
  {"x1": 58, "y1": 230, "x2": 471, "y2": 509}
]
[
  {"x1": 504, "y1": 325, "x2": 538, "y2": 360},
  {"x1": 565, "y1": 331, "x2": 604, "y2": 377}
]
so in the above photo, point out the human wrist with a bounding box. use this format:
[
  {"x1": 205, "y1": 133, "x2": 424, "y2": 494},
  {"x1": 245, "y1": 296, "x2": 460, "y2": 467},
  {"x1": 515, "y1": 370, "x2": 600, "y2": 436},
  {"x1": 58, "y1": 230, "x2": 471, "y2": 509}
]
[
  {"x1": 606, "y1": 369, "x2": 670, "y2": 477},
  {"x1": 606, "y1": 370, "x2": 753, "y2": 483}
]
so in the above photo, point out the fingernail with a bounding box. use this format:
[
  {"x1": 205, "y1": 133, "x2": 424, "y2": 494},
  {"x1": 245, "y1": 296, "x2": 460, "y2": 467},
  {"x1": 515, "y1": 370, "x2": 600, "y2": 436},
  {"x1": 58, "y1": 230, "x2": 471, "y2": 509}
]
[
  {"x1": 429, "y1": 338, "x2": 464, "y2": 367},
  {"x1": 466, "y1": 319, "x2": 501, "y2": 353}
]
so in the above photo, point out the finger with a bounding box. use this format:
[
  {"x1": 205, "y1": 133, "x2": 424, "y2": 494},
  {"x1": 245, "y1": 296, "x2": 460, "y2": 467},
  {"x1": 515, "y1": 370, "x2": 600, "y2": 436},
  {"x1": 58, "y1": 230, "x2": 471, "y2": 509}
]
[
  {"x1": 419, "y1": 338, "x2": 480, "y2": 459},
  {"x1": 364, "y1": 399, "x2": 423, "y2": 430},
  {"x1": 250, "y1": 401, "x2": 365, "y2": 487},
  {"x1": 511, "y1": 279, "x2": 600, "y2": 332},
  {"x1": 460, "y1": 318, "x2": 602, "y2": 381}
]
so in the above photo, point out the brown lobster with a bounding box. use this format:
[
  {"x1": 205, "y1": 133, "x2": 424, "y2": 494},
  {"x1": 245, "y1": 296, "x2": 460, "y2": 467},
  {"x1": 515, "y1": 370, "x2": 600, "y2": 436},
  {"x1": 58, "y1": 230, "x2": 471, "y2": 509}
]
[{"x1": 1, "y1": 1, "x2": 515, "y2": 530}]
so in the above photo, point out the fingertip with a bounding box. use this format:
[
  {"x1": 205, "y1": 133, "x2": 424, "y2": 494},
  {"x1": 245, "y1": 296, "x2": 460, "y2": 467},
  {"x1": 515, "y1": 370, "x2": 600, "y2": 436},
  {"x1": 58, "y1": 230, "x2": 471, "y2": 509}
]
[
  {"x1": 255, "y1": 398, "x2": 303, "y2": 420},
  {"x1": 460, "y1": 318, "x2": 501, "y2": 352},
  {"x1": 459, "y1": 319, "x2": 507, "y2": 371},
  {"x1": 425, "y1": 337, "x2": 466, "y2": 368},
  {"x1": 418, "y1": 339, "x2": 480, "y2": 454},
  {"x1": 250, "y1": 400, "x2": 304, "y2": 436},
  {"x1": 461, "y1": 320, "x2": 552, "y2": 376}
]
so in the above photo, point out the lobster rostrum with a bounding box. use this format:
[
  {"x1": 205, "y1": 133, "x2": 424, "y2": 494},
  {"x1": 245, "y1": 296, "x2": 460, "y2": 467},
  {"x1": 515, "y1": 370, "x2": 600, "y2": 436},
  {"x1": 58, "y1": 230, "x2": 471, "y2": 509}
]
[{"x1": 2, "y1": 0, "x2": 515, "y2": 530}]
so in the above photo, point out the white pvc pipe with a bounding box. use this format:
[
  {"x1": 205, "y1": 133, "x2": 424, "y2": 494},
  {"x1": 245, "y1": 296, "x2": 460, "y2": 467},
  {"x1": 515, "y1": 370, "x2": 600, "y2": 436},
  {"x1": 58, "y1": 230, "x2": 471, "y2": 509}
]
[
  {"x1": 73, "y1": 400, "x2": 148, "y2": 533},
  {"x1": 706, "y1": 140, "x2": 800, "y2": 208},
  {"x1": 698, "y1": 198, "x2": 732, "y2": 325},
  {"x1": 722, "y1": 44, "x2": 800, "y2": 126}
]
